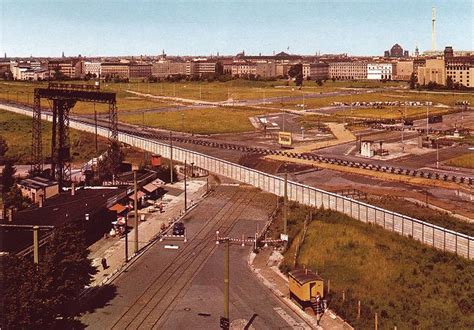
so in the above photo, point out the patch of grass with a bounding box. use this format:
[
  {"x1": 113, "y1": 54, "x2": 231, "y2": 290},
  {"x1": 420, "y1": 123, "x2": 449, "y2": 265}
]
[
  {"x1": 334, "y1": 106, "x2": 457, "y2": 120},
  {"x1": 0, "y1": 110, "x2": 109, "y2": 164},
  {"x1": 275, "y1": 203, "x2": 474, "y2": 329},
  {"x1": 119, "y1": 107, "x2": 271, "y2": 134},
  {"x1": 445, "y1": 153, "x2": 474, "y2": 169}
]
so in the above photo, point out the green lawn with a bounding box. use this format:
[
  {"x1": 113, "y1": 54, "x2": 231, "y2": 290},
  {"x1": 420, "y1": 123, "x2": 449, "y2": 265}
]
[
  {"x1": 274, "y1": 202, "x2": 474, "y2": 329},
  {"x1": 120, "y1": 107, "x2": 271, "y2": 134},
  {"x1": 0, "y1": 110, "x2": 109, "y2": 164}
]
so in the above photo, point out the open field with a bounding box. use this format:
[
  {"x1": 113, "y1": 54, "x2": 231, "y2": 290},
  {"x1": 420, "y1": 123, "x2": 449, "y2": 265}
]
[
  {"x1": 0, "y1": 110, "x2": 143, "y2": 165},
  {"x1": 120, "y1": 107, "x2": 272, "y2": 134},
  {"x1": 263, "y1": 90, "x2": 474, "y2": 110},
  {"x1": 274, "y1": 203, "x2": 474, "y2": 329},
  {"x1": 445, "y1": 153, "x2": 474, "y2": 169},
  {"x1": 0, "y1": 81, "x2": 178, "y2": 115}
]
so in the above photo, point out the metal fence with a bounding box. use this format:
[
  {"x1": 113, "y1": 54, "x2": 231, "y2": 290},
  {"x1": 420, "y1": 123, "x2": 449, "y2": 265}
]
[{"x1": 1, "y1": 103, "x2": 472, "y2": 260}]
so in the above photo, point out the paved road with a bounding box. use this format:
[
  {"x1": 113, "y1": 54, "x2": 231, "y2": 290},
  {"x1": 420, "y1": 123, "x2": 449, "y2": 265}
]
[{"x1": 80, "y1": 185, "x2": 309, "y2": 329}]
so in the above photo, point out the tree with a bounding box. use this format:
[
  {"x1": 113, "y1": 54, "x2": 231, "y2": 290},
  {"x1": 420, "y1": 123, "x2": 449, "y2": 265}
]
[
  {"x1": 409, "y1": 72, "x2": 417, "y2": 89},
  {"x1": 3, "y1": 186, "x2": 31, "y2": 210},
  {"x1": 1, "y1": 160, "x2": 15, "y2": 194},
  {"x1": 97, "y1": 141, "x2": 124, "y2": 182},
  {"x1": 1, "y1": 254, "x2": 54, "y2": 328},
  {"x1": 41, "y1": 221, "x2": 97, "y2": 319},
  {"x1": 0, "y1": 135, "x2": 8, "y2": 164},
  {"x1": 446, "y1": 76, "x2": 454, "y2": 89}
]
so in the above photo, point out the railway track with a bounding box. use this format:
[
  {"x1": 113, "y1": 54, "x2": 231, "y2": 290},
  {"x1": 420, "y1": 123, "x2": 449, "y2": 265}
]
[
  {"x1": 110, "y1": 186, "x2": 274, "y2": 329},
  {"x1": 1, "y1": 101, "x2": 472, "y2": 185},
  {"x1": 76, "y1": 115, "x2": 473, "y2": 186}
]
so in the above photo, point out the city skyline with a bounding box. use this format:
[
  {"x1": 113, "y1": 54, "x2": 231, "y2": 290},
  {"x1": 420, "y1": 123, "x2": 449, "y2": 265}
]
[{"x1": 1, "y1": 0, "x2": 473, "y2": 58}]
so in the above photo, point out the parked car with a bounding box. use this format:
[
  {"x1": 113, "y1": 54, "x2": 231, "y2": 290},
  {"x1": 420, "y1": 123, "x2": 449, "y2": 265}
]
[{"x1": 172, "y1": 222, "x2": 185, "y2": 235}]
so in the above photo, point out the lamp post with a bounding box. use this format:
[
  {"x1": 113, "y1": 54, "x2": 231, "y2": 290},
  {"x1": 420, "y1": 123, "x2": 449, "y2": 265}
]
[{"x1": 184, "y1": 160, "x2": 188, "y2": 212}]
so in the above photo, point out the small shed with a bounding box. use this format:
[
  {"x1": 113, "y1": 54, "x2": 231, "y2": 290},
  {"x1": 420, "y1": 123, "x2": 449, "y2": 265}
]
[{"x1": 288, "y1": 269, "x2": 324, "y2": 309}]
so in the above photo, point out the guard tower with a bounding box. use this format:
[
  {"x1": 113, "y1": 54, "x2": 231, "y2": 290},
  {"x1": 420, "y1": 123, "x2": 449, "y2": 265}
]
[{"x1": 32, "y1": 83, "x2": 117, "y2": 186}]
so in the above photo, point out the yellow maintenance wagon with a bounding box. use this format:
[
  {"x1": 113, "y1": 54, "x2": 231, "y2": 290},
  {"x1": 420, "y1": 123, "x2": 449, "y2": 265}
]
[{"x1": 288, "y1": 269, "x2": 324, "y2": 309}]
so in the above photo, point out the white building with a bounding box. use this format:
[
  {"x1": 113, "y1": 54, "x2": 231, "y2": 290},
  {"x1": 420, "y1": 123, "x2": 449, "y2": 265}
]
[
  {"x1": 367, "y1": 63, "x2": 393, "y2": 80},
  {"x1": 83, "y1": 61, "x2": 101, "y2": 77},
  {"x1": 302, "y1": 63, "x2": 311, "y2": 79}
]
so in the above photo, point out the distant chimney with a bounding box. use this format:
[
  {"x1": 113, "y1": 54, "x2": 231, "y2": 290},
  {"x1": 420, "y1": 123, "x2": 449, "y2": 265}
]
[{"x1": 71, "y1": 182, "x2": 76, "y2": 196}]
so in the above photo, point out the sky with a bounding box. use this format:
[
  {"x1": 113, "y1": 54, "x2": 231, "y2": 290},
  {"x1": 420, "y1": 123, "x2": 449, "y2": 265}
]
[{"x1": 1, "y1": 0, "x2": 472, "y2": 57}]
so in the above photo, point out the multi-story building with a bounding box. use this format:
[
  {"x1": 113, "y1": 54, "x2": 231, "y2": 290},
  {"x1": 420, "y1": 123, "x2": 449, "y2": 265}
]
[
  {"x1": 152, "y1": 61, "x2": 191, "y2": 78},
  {"x1": 393, "y1": 61, "x2": 414, "y2": 81},
  {"x1": 417, "y1": 59, "x2": 445, "y2": 85},
  {"x1": 83, "y1": 61, "x2": 101, "y2": 77},
  {"x1": 445, "y1": 56, "x2": 473, "y2": 88},
  {"x1": 191, "y1": 61, "x2": 216, "y2": 77},
  {"x1": 275, "y1": 63, "x2": 290, "y2": 77},
  {"x1": 48, "y1": 59, "x2": 83, "y2": 79},
  {"x1": 129, "y1": 63, "x2": 152, "y2": 78},
  {"x1": 256, "y1": 62, "x2": 276, "y2": 78},
  {"x1": 231, "y1": 62, "x2": 257, "y2": 77},
  {"x1": 100, "y1": 62, "x2": 129, "y2": 79},
  {"x1": 367, "y1": 63, "x2": 392, "y2": 80},
  {"x1": 310, "y1": 62, "x2": 329, "y2": 80},
  {"x1": 329, "y1": 61, "x2": 367, "y2": 80}
]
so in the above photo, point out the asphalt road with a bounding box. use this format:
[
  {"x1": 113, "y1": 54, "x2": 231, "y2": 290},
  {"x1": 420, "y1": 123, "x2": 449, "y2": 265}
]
[{"x1": 80, "y1": 185, "x2": 309, "y2": 329}]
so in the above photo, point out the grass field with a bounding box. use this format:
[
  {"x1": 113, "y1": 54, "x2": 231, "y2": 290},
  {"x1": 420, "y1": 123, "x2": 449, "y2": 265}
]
[
  {"x1": 274, "y1": 202, "x2": 474, "y2": 329},
  {"x1": 0, "y1": 110, "x2": 145, "y2": 167},
  {"x1": 445, "y1": 153, "x2": 474, "y2": 169},
  {"x1": 334, "y1": 106, "x2": 457, "y2": 120},
  {"x1": 119, "y1": 107, "x2": 271, "y2": 134}
]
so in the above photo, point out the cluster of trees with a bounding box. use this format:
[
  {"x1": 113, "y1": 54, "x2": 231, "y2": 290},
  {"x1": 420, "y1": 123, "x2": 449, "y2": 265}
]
[
  {"x1": 1, "y1": 221, "x2": 96, "y2": 328},
  {"x1": 0, "y1": 136, "x2": 31, "y2": 210},
  {"x1": 96, "y1": 140, "x2": 124, "y2": 183}
]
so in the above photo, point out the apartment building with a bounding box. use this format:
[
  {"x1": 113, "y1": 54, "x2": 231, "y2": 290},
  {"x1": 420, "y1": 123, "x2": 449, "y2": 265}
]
[
  {"x1": 48, "y1": 59, "x2": 83, "y2": 79},
  {"x1": 445, "y1": 56, "x2": 474, "y2": 88},
  {"x1": 129, "y1": 63, "x2": 152, "y2": 78},
  {"x1": 83, "y1": 61, "x2": 101, "y2": 77},
  {"x1": 231, "y1": 62, "x2": 257, "y2": 77},
  {"x1": 101, "y1": 62, "x2": 129, "y2": 79},
  {"x1": 329, "y1": 61, "x2": 367, "y2": 80},
  {"x1": 367, "y1": 63, "x2": 392, "y2": 80},
  {"x1": 310, "y1": 62, "x2": 329, "y2": 80}
]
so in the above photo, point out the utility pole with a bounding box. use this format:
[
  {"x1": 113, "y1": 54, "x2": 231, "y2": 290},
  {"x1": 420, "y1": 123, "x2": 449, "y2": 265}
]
[
  {"x1": 223, "y1": 239, "x2": 230, "y2": 329},
  {"x1": 184, "y1": 160, "x2": 188, "y2": 212},
  {"x1": 134, "y1": 171, "x2": 139, "y2": 253},
  {"x1": 94, "y1": 103, "x2": 98, "y2": 154},
  {"x1": 284, "y1": 173, "x2": 288, "y2": 235},
  {"x1": 426, "y1": 105, "x2": 429, "y2": 136},
  {"x1": 125, "y1": 213, "x2": 129, "y2": 262},
  {"x1": 169, "y1": 131, "x2": 173, "y2": 183},
  {"x1": 33, "y1": 225, "x2": 39, "y2": 264}
]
